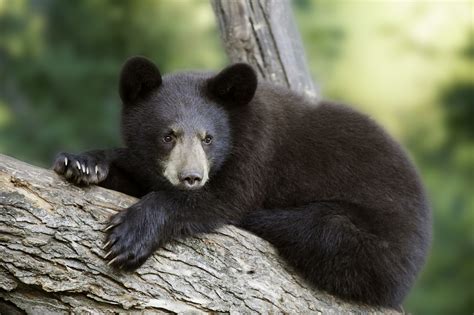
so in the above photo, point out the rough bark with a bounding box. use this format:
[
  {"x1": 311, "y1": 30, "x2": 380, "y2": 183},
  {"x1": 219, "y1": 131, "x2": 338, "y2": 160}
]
[
  {"x1": 211, "y1": 0, "x2": 318, "y2": 99},
  {"x1": 0, "y1": 154, "x2": 398, "y2": 314}
]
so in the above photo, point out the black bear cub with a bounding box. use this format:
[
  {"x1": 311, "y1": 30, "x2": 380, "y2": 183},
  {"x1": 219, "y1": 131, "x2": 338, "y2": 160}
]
[{"x1": 53, "y1": 56, "x2": 431, "y2": 308}]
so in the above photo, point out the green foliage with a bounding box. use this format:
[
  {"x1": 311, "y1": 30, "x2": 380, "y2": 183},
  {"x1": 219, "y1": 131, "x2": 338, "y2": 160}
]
[
  {"x1": 0, "y1": 0, "x2": 225, "y2": 166},
  {"x1": 441, "y1": 82, "x2": 474, "y2": 142},
  {"x1": 1, "y1": 1, "x2": 472, "y2": 314}
]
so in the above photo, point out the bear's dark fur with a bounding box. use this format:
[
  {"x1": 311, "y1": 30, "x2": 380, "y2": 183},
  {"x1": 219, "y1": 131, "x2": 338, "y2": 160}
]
[{"x1": 53, "y1": 56, "x2": 431, "y2": 308}]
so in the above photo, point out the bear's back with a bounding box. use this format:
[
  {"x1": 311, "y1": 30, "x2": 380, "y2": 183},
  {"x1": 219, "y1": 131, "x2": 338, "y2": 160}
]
[{"x1": 244, "y1": 83, "x2": 428, "y2": 221}]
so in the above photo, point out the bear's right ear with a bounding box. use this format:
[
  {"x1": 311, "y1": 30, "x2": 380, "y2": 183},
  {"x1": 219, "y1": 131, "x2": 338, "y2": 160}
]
[
  {"x1": 207, "y1": 63, "x2": 257, "y2": 107},
  {"x1": 119, "y1": 56, "x2": 162, "y2": 104}
]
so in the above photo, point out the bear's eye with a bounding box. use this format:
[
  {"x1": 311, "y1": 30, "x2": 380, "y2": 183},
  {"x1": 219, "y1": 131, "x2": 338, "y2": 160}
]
[
  {"x1": 163, "y1": 134, "x2": 174, "y2": 143},
  {"x1": 203, "y1": 135, "x2": 213, "y2": 145}
]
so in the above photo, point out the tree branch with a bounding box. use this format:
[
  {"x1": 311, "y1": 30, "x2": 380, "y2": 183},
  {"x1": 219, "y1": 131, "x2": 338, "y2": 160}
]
[{"x1": 0, "y1": 154, "x2": 398, "y2": 313}]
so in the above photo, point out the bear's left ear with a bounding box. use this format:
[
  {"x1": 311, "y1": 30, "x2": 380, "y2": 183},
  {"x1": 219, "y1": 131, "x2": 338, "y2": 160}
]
[
  {"x1": 119, "y1": 56, "x2": 162, "y2": 104},
  {"x1": 207, "y1": 63, "x2": 257, "y2": 107}
]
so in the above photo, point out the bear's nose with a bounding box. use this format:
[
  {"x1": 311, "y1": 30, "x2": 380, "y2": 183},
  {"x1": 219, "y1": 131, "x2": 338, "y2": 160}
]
[{"x1": 178, "y1": 171, "x2": 202, "y2": 188}]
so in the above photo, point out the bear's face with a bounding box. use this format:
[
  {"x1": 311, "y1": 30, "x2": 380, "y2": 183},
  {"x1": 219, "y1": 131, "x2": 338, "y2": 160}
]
[{"x1": 118, "y1": 56, "x2": 257, "y2": 190}]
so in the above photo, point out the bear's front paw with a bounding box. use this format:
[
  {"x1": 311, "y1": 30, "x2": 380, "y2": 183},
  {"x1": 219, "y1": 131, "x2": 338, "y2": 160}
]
[
  {"x1": 53, "y1": 152, "x2": 108, "y2": 186},
  {"x1": 103, "y1": 199, "x2": 165, "y2": 271}
]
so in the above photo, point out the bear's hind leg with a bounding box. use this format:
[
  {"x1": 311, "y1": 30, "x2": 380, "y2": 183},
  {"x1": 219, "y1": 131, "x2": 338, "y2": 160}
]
[{"x1": 239, "y1": 202, "x2": 415, "y2": 308}]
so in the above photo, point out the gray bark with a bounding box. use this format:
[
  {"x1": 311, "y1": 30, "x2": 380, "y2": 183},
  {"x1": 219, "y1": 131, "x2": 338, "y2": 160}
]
[
  {"x1": 0, "y1": 154, "x2": 398, "y2": 314},
  {"x1": 211, "y1": 0, "x2": 319, "y2": 99}
]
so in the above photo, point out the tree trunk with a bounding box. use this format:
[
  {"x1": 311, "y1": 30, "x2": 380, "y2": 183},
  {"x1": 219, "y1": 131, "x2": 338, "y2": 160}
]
[
  {"x1": 0, "y1": 154, "x2": 397, "y2": 314},
  {"x1": 211, "y1": 0, "x2": 318, "y2": 99}
]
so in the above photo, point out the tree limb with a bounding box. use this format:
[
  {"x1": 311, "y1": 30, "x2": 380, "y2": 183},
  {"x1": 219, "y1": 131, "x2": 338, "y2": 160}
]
[{"x1": 0, "y1": 154, "x2": 398, "y2": 313}]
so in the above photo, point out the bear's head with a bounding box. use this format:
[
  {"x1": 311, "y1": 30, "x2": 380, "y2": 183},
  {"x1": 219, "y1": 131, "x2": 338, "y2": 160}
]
[{"x1": 119, "y1": 56, "x2": 257, "y2": 190}]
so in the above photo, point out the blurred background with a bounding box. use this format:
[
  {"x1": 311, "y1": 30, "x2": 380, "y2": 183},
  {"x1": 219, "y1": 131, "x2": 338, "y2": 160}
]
[{"x1": 0, "y1": 0, "x2": 472, "y2": 313}]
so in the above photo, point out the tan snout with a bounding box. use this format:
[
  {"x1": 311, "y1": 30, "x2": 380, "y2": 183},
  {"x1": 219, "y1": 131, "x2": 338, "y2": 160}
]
[{"x1": 162, "y1": 136, "x2": 209, "y2": 190}]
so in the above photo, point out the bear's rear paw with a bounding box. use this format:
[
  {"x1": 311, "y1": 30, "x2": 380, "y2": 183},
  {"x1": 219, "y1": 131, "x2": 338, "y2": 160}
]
[{"x1": 53, "y1": 152, "x2": 108, "y2": 186}]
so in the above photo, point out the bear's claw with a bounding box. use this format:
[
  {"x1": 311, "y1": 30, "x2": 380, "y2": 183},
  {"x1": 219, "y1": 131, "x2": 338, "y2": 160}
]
[{"x1": 53, "y1": 152, "x2": 108, "y2": 186}]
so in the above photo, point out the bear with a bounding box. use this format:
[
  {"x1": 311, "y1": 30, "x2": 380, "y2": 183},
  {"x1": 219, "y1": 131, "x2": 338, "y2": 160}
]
[{"x1": 53, "y1": 56, "x2": 431, "y2": 308}]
